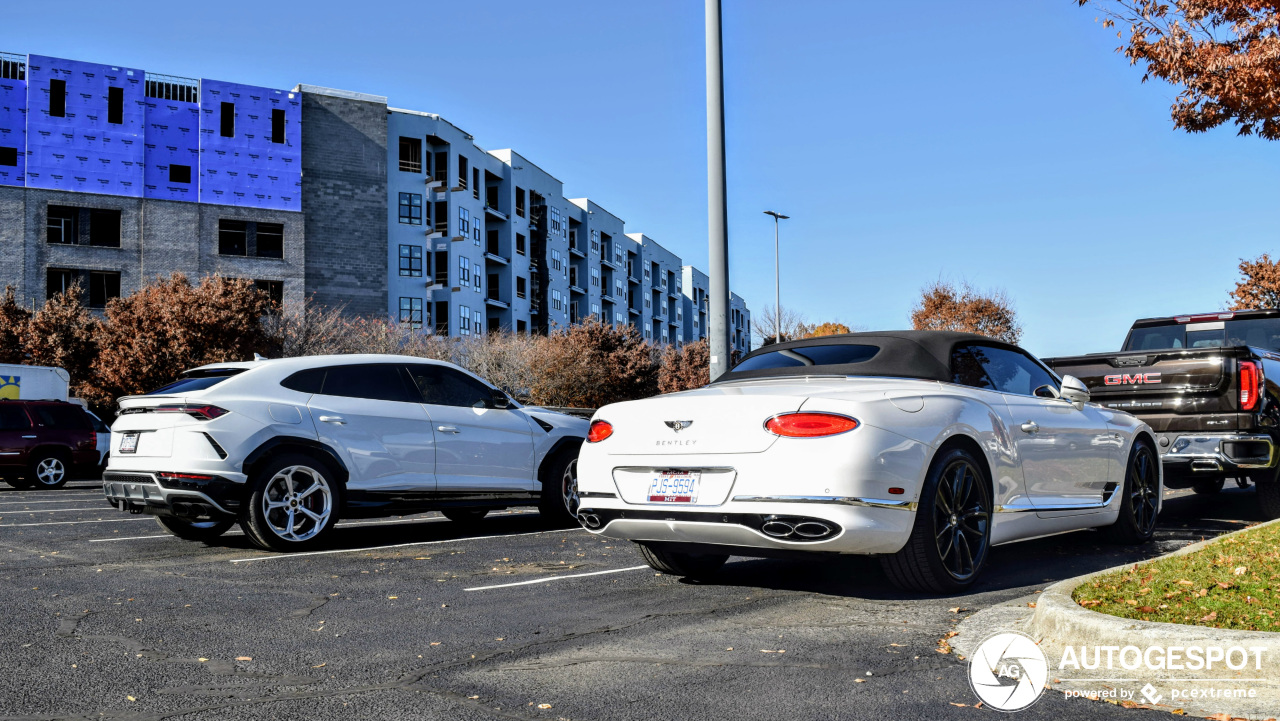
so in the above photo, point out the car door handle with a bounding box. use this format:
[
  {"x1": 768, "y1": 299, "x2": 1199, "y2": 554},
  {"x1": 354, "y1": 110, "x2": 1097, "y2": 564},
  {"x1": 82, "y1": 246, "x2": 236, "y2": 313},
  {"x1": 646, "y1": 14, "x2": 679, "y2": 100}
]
[
  {"x1": 436, "y1": 425, "x2": 460, "y2": 434},
  {"x1": 1020, "y1": 421, "x2": 1039, "y2": 434},
  {"x1": 318, "y1": 415, "x2": 347, "y2": 425},
  {"x1": 21, "y1": 435, "x2": 36, "y2": 439}
]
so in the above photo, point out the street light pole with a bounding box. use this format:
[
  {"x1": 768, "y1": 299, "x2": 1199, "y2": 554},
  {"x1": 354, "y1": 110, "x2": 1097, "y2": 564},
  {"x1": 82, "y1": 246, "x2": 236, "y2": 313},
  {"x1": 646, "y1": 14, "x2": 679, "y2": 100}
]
[
  {"x1": 763, "y1": 210, "x2": 789, "y2": 344},
  {"x1": 706, "y1": 0, "x2": 731, "y2": 380}
]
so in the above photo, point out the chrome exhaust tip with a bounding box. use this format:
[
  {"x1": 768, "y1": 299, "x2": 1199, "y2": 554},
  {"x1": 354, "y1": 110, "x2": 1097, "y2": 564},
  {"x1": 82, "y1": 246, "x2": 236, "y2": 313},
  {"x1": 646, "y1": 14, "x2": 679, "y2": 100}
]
[
  {"x1": 578, "y1": 511, "x2": 602, "y2": 529},
  {"x1": 760, "y1": 520, "x2": 795, "y2": 537},
  {"x1": 792, "y1": 521, "x2": 834, "y2": 538}
]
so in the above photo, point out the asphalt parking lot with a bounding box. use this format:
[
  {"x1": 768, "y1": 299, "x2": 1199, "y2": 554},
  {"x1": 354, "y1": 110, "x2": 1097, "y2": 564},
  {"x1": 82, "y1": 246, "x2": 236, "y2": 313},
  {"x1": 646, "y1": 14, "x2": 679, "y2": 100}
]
[{"x1": 0, "y1": 481, "x2": 1265, "y2": 721}]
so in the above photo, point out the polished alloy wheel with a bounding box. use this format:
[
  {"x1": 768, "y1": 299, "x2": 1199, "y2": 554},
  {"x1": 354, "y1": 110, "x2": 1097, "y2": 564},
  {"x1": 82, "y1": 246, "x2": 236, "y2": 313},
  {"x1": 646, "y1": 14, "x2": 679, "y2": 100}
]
[
  {"x1": 561, "y1": 458, "x2": 579, "y2": 516},
  {"x1": 1129, "y1": 446, "x2": 1159, "y2": 535},
  {"x1": 35, "y1": 457, "x2": 66, "y2": 486},
  {"x1": 933, "y1": 459, "x2": 990, "y2": 581},
  {"x1": 262, "y1": 465, "x2": 332, "y2": 542}
]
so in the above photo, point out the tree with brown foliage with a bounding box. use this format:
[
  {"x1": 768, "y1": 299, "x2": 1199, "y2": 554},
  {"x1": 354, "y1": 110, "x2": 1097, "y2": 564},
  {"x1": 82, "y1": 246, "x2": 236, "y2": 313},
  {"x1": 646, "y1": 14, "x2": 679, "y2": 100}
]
[
  {"x1": 910, "y1": 280, "x2": 1023, "y2": 344},
  {"x1": 658, "y1": 338, "x2": 710, "y2": 394},
  {"x1": 24, "y1": 283, "x2": 100, "y2": 399},
  {"x1": 529, "y1": 317, "x2": 658, "y2": 408},
  {"x1": 1228, "y1": 253, "x2": 1280, "y2": 309},
  {"x1": 1080, "y1": 1, "x2": 1280, "y2": 139},
  {"x1": 0, "y1": 287, "x2": 31, "y2": 364},
  {"x1": 804, "y1": 322, "x2": 853, "y2": 338},
  {"x1": 92, "y1": 274, "x2": 273, "y2": 404},
  {"x1": 753, "y1": 305, "x2": 811, "y2": 346}
]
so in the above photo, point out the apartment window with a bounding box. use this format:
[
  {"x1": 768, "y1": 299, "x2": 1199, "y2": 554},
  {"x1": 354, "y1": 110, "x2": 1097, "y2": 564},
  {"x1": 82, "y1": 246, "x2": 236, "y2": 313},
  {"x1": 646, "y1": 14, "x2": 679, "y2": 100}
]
[
  {"x1": 516, "y1": 276, "x2": 527, "y2": 299},
  {"x1": 515, "y1": 233, "x2": 526, "y2": 255},
  {"x1": 107, "y1": 86, "x2": 123, "y2": 125},
  {"x1": 399, "y1": 297, "x2": 424, "y2": 329},
  {"x1": 0, "y1": 147, "x2": 16, "y2": 166},
  {"x1": 473, "y1": 218, "x2": 481, "y2": 245},
  {"x1": 645, "y1": 297, "x2": 651, "y2": 309},
  {"x1": 218, "y1": 219, "x2": 247, "y2": 255},
  {"x1": 551, "y1": 289, "x2": 563, "y2": 312},
  {"x1": 458, "y1": 256, "x2": 471, "y2": 285},
  {"x1": 473, "y1": 267, "x2": 482, "y2": 291},
  {"x1": 616, "y1": 313, "x2": 626, "y2": 326},
  {"x1": 590, "y1": 230, "x2": 600, "y2": 254},
  {"x1": 47, "y1": 269, "x2": 74, "y2": 299},
  {"x1": 89, "y1": 209, "x2": 121, "y2": 248},
  {"x1": 472, "y1": 167, "x2": 479, "y2": 200},
  {"x1": 255, "y1": 280, "x2": 284, "y2": 307},
  {"x1": 615, "y1": 280, "x2": 625, "y2": 299},
  {"x1": 49, "y1": 78, "x2": 65, "y2": 118},
  {"x1": 220, "y1": 102, "x2": 234, "y2": 138},
  {"x1": 474, "y1": 310, "x2": 483, "y2": 333},
  {"x1": 550, "y1": 206, "x2": 563, "y2": 236},
  {"x1": 644, "y1": 267, "x2": 651, "y2": 280},
  {"x1": 433, "y1": 201, "x2": 448, "y2": 233},
  {"x1": 551, "y1": 249, "x2": 563, "y2": 273},
  {"x1": 399, "y1": 244, "x2": 423, "y2": 277},
  {"x1": 271, "y1": 108, "x2": 285, "y2": 144},
  {"x1": 169, "y1": 164, "x2": 191, "y2": 184},
  {"x1": 88, "y1": 271, "x2": 121, "y2": 308},
  {"x1": 399, "y1": 192, "x2": 423, "y2": 225},
  {"x1": 515, "y1": 187, "x2": 526, "y2": 218},
  {"x1": 256, "y1": 223, "x2": 284, "y2": 259},
  {"x1": 616, "y1": 247, "x2": 625, "y2": 265},
  {"x1": 457, "y1": 155, "x2": 468, "y2": 189},
  {"x1": 458, "y1": 207, "x2": 470, "y2": 235},
  {"x1": 399, "y1": 137, "x2": 422, "y2": 173},
  {"x1": 47, "y1": 206, "x2": 77, "y2": 244},
  {"x1": 590, "y1": 303, "x2": 600, "y2": 317},
  {"x1": 590, "y1": 268, "x2": 600, "y2": 287},
  {"x1": 459, "y1": 304, "x2": 471, "y2": 335}
]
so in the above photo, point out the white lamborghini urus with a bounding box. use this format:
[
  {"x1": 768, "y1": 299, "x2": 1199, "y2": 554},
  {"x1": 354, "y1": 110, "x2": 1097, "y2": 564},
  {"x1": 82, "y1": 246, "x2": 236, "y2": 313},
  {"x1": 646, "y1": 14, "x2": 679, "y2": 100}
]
[
  {"x1": 102, "y1": 355, "x2": 588, "y2": 551},
  {"x1": 575, "y1": 331, "x2": 1162, "y2": 593}
]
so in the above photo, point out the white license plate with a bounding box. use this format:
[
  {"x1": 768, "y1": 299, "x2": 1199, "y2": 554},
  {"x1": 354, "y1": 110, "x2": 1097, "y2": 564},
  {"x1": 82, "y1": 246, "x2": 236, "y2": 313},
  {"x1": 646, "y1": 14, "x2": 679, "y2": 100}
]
[
  {"x1": 647, "y1": 470, "x2": 701, "y2": 503},
  {"x1": 119, "y1": 433, "x2": 139, "y2": 454}
]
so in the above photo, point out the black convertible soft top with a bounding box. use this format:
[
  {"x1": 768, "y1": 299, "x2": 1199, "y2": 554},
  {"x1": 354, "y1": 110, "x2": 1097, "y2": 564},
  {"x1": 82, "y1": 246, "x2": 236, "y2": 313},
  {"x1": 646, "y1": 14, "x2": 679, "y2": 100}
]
[{"x1": 713, "y1": 330, "x2": 1021, "y2": 384}]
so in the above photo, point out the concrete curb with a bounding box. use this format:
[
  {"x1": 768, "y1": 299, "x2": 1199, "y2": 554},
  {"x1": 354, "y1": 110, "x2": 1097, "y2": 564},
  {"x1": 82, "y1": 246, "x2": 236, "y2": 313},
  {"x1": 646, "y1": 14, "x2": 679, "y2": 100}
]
[{"x1": 959, "y1": 519, "x2": 1280, "y2": 720}]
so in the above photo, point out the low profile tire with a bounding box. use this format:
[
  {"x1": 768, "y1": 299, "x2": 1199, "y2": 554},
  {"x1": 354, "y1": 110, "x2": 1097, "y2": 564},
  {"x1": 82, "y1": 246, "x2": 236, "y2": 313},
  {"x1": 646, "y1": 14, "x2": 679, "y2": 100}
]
[
  {"x1": 29, "y1": 451, "x2": 70, "y2": 489},
  {"x1": 1100, "y1": 441, "x2": 1160, "y2": 544},
  {"x1": 442, "y1": 508, "x2": 489, "y2": 524},
  {"x1": 538, "y1": 447, "x2": 581, "y2": 526},
  {"x1": 636, "y1": 542, "x2": 728, "y2": 578},
  {"x1": 880, "y1": 445, "x2": 992, "y2": 594},
  {"x1": 1192, "y1": 477, "x2": 1225, "y2": 495},
  {"x1": 155, "y1": 515, "x2": 235, "y2": 542},
  {"x1": 239, "y1": 453, "x2": 340, "y2": 552},
  {"x1": 1258, "y1": 479, "x2": 1280, "y2": 521}
]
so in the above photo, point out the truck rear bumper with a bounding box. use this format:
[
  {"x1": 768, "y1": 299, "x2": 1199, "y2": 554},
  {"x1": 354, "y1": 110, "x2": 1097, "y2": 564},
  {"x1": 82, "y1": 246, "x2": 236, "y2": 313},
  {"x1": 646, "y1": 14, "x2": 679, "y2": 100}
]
[{"x1": 1160, "y1": 433, "x2": 1276, "y2": 479}]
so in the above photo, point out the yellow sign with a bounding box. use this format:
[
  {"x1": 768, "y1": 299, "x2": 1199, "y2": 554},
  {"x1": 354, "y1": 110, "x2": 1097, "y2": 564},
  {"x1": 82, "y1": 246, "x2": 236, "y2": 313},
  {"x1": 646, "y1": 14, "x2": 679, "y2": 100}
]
[{"x1": 0, "y1": 375, "x2": 18, "y2": 400}]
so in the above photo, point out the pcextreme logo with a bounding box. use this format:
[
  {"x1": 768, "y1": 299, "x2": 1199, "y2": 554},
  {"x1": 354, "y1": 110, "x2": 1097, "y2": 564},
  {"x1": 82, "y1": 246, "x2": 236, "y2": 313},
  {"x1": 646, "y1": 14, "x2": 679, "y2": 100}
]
[
  {"x1": 968, "y1": 632, "x2": 1049, "y2": 712},
  {"x1": 1104, "y1": 373, "x2": 1162, "y2": 386}
]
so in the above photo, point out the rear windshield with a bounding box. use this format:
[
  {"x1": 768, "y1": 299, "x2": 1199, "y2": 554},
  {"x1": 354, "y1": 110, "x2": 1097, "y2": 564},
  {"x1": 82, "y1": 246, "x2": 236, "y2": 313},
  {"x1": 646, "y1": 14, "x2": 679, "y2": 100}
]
[
  {"x1": 1126, "y1": 318, "x2": 1280, "y2": 352},
  {"x1": 147, "y1": 368, "x2": 246, "y2": 395},
  {"x1": 730, "y1": 344, "x2": 880, "y2": 372}
]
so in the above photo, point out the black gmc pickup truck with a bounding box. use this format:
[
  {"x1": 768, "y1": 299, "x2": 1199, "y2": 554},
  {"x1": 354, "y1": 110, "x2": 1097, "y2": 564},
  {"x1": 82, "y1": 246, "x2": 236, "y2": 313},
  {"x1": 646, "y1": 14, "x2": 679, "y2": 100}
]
[{"x1": 1046, "y1": 309, "x2": 1280, "y2": 519}]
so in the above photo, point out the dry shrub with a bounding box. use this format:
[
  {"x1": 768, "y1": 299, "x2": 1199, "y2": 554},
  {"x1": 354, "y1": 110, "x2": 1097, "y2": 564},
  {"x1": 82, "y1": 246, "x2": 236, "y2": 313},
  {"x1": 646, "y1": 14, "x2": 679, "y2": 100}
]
[
  {"x1": 658, "y1": 338, "x2": 710, "y2": 394},
  {"x1": 529, "y1": 317, "x2": 658, "y2": 408}
]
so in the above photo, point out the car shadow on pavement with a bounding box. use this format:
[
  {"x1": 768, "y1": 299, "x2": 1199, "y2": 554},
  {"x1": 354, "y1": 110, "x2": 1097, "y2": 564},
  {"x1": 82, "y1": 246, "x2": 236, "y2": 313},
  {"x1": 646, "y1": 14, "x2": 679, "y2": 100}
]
[{"x1": 684, "y1": 487, "x2": 1267, "y2": 602}]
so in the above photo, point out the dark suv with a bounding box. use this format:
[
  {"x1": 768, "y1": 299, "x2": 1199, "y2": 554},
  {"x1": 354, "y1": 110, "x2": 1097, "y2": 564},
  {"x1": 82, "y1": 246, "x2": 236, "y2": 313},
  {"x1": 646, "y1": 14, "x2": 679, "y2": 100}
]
[{"x1": 0, "y1": 400, "x2": 100, "y2": 489}]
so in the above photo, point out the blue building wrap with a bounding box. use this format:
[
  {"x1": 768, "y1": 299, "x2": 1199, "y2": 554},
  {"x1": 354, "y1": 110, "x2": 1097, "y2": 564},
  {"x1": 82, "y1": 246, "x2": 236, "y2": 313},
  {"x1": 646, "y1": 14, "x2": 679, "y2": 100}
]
[
  {"x1": 0, "y1": 53, "x2": 300, "y2": 212},
  {"x1": 199, "y1": 80, "x2": 300, "y2": 211},
  {"x1": 0, "y1": 61, "x2": 27, "y2": 187},
  {"x1": 25, "y1": 55, "x2": 145, "y2": 197}
]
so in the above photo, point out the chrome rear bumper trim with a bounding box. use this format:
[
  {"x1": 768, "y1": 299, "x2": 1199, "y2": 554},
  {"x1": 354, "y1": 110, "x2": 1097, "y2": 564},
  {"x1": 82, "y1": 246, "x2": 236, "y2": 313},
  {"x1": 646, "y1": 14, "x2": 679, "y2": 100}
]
[{"x1": 731, "y1": 494, "x2": 917, "y2": 511}]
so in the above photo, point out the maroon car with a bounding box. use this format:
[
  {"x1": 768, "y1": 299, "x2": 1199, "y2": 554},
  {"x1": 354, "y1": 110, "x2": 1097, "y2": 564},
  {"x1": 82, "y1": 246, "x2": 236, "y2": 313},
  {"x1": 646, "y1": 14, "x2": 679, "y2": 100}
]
[{"x1": 0, "y1": 400, "x2": 100, "y2": 489}]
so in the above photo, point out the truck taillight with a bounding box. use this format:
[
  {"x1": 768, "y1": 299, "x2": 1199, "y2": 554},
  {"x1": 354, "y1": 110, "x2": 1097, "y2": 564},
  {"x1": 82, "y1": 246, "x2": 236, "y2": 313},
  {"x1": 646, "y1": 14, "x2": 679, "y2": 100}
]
[{"x1": 1240, "y1": 361, "x2": 1261, "y2": 411}]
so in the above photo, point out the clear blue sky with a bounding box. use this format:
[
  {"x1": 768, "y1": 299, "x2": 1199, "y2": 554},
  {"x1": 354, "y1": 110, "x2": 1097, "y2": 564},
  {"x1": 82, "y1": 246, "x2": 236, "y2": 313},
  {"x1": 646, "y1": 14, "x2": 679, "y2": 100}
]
[{"x1": 4, "y1": 0, "x2": 1277, "y2": 358}]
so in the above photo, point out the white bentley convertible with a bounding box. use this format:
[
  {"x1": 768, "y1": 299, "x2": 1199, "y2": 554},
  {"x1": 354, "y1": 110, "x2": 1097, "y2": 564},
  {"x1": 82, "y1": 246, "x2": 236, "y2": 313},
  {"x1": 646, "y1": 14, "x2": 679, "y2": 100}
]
[{"x1": 575, "y1": 331, "x2": 1161, "y2": 593}]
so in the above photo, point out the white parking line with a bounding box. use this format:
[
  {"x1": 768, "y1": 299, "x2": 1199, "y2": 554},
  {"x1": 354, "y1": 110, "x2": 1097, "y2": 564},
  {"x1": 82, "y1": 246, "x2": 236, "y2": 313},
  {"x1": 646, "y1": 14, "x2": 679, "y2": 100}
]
[
  {"x1": 463, "y1": 565, "x2": 649, "y2": 592},
  {"x1": 0, "y1": 507, "x2": 119, "y2": 514},
  {"x1": 84, "y1": 512, "x2": 541, "y2": 543},
  {"x1": 89, "y1": 534, "x2": 172, "y2": 542},
  {"x1": 0, "y1": 498, "x2": 103, "y2": 506},
  {"x1": 228, "y1": 528, "x2": 583, "y2": 563},
  {"x1": 0, "y1": 517, "x2": 151, "y2": 527}
]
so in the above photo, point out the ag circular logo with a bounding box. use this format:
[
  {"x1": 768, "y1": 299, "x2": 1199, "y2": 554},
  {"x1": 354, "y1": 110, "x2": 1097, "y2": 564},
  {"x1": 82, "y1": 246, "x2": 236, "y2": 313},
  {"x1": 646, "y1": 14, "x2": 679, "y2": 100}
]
[{"x1": 968, "y1": 632, "x2": 1049, "y2": 712}]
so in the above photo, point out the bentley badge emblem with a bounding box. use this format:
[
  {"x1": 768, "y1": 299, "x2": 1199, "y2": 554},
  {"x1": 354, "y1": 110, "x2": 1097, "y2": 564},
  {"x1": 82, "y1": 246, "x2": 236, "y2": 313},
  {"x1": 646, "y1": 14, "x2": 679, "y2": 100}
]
[{"x1": 664, "y1": 420, "x2": 693, "y2": 432}]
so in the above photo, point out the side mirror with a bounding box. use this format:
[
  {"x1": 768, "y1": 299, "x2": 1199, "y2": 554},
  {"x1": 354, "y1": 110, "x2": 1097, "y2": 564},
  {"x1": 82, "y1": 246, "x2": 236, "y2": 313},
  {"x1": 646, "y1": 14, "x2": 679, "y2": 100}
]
[
  {"x1": 490, "y1": 389, "x2": 512, "y2": 409},
  {"x1": 1033, "y1": 384, "x2": 1060, "y2": 399},
  {"x1": 1059, "y1": 375, "x2": 1090, "y2": 407}
]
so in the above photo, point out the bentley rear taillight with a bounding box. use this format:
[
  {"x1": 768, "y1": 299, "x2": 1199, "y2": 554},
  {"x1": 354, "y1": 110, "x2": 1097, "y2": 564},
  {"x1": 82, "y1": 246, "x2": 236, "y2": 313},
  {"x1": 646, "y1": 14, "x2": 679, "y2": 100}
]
[
  {"x1": 588, "y1": 420, "x2": 614, "y2": 443},
  {"x1": 765, "y1": 412, "x2": 859, "y2": 438},
  {"x1": 1240, "y1": 361, "x2": 1261, "y2": 411}
]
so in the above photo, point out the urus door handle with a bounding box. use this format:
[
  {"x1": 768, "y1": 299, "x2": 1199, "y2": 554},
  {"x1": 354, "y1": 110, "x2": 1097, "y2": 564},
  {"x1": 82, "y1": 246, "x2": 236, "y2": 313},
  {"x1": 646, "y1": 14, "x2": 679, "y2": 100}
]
[
  {"x1": 21, "y1": 435, "x2": 37, "y2": 439},
  {"x1": 318, "y1": 415, "x2": 347, "y2": 425},
  {"x1": 1020, "y1": 421, "x2": 1039, "y2": 434},
  {"x1": 436, "y1": 425, "x2": 460, "y2": 434}
]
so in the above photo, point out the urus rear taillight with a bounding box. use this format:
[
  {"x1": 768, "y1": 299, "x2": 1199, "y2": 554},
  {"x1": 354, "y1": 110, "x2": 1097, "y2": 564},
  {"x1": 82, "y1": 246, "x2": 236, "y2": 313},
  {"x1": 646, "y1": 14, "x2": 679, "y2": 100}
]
[
  {"x1": 587, "y1": 420, "x2": 614, "y2": 443},
  {"x1": 155, "y1": 404, "x2": 230, "y2": 420},
  {"x1": 765, "y1": 412, "x2": 859, "y2": 438},
  {"x1": 1240, "y1": 361, "x2": 1261, "y2": 411}
]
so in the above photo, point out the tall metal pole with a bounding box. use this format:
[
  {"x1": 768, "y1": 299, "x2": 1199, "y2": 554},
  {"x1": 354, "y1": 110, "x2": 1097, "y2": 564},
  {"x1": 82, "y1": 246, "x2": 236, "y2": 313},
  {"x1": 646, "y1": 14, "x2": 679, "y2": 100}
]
[
  {"x1": 706, "y1": 0, "x2": 731, "y2": 379},
  {"x1": 773, "y1": 215, "x2": 780, "y2": 344}
]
